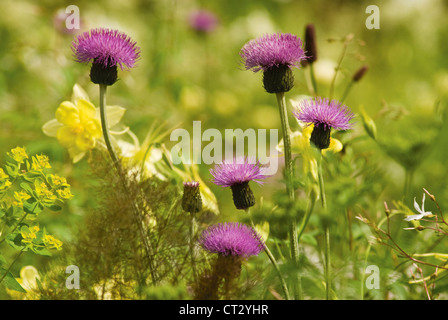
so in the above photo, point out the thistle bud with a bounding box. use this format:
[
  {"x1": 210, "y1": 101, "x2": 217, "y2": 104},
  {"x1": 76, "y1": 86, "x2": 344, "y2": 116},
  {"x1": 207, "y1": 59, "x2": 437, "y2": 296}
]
[
  {"x1": 302, "y1": 24, "x2": 318, "y2": 67},
  {"x1": 359, "y1": 106, "x2": 377, "y2": 140},
  {"x1": 182, "y1": 181, "x2": 202, "y2": 214},
  {"x1": 352, "y1": 65, "x2": 369, "y2": 82}
]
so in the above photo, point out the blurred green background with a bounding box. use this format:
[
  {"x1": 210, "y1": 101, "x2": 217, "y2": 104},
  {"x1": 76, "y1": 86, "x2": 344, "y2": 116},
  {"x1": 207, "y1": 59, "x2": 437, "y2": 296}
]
[{"x1": 1, "y1": 0, "x2": 447, "y2": 299}]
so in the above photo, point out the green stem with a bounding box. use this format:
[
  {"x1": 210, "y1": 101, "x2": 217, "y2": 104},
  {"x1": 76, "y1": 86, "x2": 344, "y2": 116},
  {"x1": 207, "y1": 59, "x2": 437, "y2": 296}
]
[
  {"x1": 309, "y1": 64, "x2": 318, "y2": 96},
  {"x1": 246, "y1": 209, "x2": 291, "y2": 300},
  {"x1": 275, "y1": 92, "x2": 300, "y2": 299},
  {"x1": 0, "y1": 202, "x2": 39, "y2": 246},
  {"x1": 0, "y1": 250, "x2": 24, "y2": 286},
  {"x1": 340, "y1": 80, "x2": 354, "y2": 104},
  {"x1": 329, "y1": 37, "x2": 350, "y2": 100},
  {"x1": 297, "y1": 191, "x2": 317, "y2": 244},
  {"x1": 317, "y1": 151, "x2": 331, "y2": 299},
  {"x1": 189, "y1": 212, "x2": 198, "y2": 282},
  {"x1": 99, "y1": 84, "x2": 158, "y2": 285}
]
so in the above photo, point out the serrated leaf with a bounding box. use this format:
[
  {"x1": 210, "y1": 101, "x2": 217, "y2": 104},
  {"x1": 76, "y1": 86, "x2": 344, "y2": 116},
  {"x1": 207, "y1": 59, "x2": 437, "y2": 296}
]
[{"x1": 0, "y1": 267, "x2": 26, "y2": 293}]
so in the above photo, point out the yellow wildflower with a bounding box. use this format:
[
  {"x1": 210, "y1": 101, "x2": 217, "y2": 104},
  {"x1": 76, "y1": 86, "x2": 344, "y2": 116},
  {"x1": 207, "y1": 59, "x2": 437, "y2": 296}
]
[
  {"x1": 0, "y1": 168, "x2": 12, "y2": 191},
  {"x1": 0, "y1": 168, "x2": 8, "y2": 180},
  {"x1": 8, "y1": 147, "x2": 29, "y2": 164},
  {"x1": 42, "y1": 84, "x2": 126, "y2": 163},
  {"x1": 13, "y1": 191, "x2": 31, "y2": 208},
  {"x1": 21, "y1": 226, "x2": 40, "y2": 244},
  {"x1": 56, "y1": 188, "x2": 73, "y2": 200},
  {"x1": 31, "y1": 154, "x2": 52, "y2": 171},
  {"x1": 48, "y1": 174, "x2": 69, "y2": 187},
  {"x1": 43, "y1": 234, "x2": 63, "y2": 250},
  {"x1": 35, "y1": 182, "x2": 57, "y2": 202}
]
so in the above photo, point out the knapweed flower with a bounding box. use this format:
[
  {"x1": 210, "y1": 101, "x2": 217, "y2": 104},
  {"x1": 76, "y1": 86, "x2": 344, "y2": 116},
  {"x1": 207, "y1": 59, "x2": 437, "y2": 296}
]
[
  {"x1": 293, "y1": 97, "x2": 354, "y2": 149},
  {"x1": 404, "y1": 193, "x2": 433, "y2": 221},
  {"x1": 43, "y1": 84, "x2": 126, "y2": 163},
  {"x1": 182, "y1": 181, "x2": 202, "y2": 214},
  {"x1": 72, "y1": 28, "x2": 140, "y2": 85},
  {"x1": 240, "y1": 33, "x2": 306, "y2": 93},
  {"x1": 199, "y1": 222, "x2": 265, "y2": 257},
  {"x1": 210, "y1": 157, "x2": 266, "y2": 210},
  {"x1": 189, "y1": 9, "x2": 218, "y2": 33}
]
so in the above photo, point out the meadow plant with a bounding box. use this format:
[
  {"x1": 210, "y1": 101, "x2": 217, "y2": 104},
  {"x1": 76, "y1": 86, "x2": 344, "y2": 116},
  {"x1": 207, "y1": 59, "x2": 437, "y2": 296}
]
[
  {"x1": 4, "y1": 6, "x2": 445, "y2": 302},
  {"x1": 0, "y1": 147, "x2": 72, "y2": 294}
]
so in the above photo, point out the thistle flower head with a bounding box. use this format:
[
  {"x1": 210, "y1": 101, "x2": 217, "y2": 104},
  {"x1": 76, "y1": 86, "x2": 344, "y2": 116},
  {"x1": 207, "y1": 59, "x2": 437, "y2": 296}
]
[
  {"x1": 199, "y1": 222, "x2": 265, "y2": 257},
  {"x1": 210, "y1": 157, "x2": 266, "y2": 188},
  {"x1": 72, "y1": 28, "x2": 140, "y2": 70},
  {"x1": 293, "y1": 97, "x2": 354, "y2": 149},
  {"x1": 240, "y1": 33, "x2": 306, "y2": 73},
  {"x1": 189, "y1": 9, "x2": 218, "y2": 33},
  {"x1": 294, "y1": 97, "x2": 354, "y2": 131}
]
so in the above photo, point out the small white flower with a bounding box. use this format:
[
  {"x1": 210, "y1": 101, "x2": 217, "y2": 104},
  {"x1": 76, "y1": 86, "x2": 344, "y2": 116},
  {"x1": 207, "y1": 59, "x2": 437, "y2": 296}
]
[{"x1": 404, "y1": 193, "x2": 433, "y2": 221}]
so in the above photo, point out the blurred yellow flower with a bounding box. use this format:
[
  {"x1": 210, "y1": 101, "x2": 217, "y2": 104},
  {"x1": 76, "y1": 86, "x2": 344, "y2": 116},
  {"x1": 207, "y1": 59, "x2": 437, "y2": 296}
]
[
  {"x1": 43, "y1": 84, "x2": 126, "y2": 163},
  {"x1": 7, "y1": 266, "x2": 40, "y2": 300}
]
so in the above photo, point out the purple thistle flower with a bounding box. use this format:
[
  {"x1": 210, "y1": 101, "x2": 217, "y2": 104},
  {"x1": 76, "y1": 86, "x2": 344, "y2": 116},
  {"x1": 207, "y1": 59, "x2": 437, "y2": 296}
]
[
  {"x1": 240, "y1": 33, "x2": 306, "y2": 93},
  {"x1": 294, "y1": 97, "x2": 354, "y2": 131},
  {"x1": 210, "y1": 157, "x2": 266, "y2": 188},
  {"x1": 72, "y1": 28, "x2": 140, "y2": 70},
  {"x1": 199, "y1": 222, "x2": 265, "y2": 257},
  {"x1": 189, "y1": 9, "x2": 218, "y2": 33},
  {"x1": 293, "y1": 97, "x2": 355, "y2": 149},
  {"x1": 240, "y1": 33, "x2": 306, "y2": 73}
]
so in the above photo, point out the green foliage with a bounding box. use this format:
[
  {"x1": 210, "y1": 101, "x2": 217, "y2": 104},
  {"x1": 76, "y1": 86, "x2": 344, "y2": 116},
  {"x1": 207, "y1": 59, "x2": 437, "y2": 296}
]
[{"x1": 0, "y1": 147, "x2": 72, "y2": 293}]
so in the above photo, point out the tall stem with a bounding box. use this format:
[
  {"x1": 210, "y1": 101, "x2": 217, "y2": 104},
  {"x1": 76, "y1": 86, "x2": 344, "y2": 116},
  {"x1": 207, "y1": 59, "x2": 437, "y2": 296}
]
[
  {"x1": 246, "y1": 209, "x2": 291, "y2": 300},
  {"x1": 317, "y1": 150, "x2": 331, "y2": 299},
  {"x1": 275, "y1": 92, "x2": 300, "y2": 299},
  {"x1": 99, "y1": 84, "x2": 158, "y2": 285},
  {"x1": 189, "y1": 212, "x2": 198, "y2": 282}
]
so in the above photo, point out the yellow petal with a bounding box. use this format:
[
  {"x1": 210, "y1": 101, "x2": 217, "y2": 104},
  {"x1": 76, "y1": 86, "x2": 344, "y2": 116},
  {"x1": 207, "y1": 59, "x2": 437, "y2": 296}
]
[
  {"x1": 71, "y1": 84, "x2": 90, "y2": 103},
  {"x1": 83, "y1": 118, "x2": 102, "y2": 138},
  {"x1": 105, "y1": 105, "x2": 126, "y2": 128},
  {"x1": 77, "y1": 99, "x2": 97, "y2": 122},
  {"x1": 326, "y1": 138, "x2": 343, "y2": 153},
  {"x1": 75, "y1": 131, "x2": 97, "y2": 151},
  {"x1": 19, "y1": 266, "x2": 39, "y2": 291},
  {"x1": 42, "y1": 119, "x2": 63, "y2": 137},
  {"x1": 55, "y1": 101, "x2": 80, "y2": 126},
  {"x1": 56, "y1": 126, "x2": 78, "y2": 148},
  {"x1": 67, "y1": 146, "x2": 86, "y2": 163}
]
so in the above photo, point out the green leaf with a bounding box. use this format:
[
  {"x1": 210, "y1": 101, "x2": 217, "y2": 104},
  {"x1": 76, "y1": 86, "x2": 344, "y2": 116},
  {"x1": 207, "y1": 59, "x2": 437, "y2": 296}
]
[
  {"x1": 0, "y1": 267, "x2": 26, "y2": 293},
  {"x1": 19, "y1": 182, "x2": 34, "y2": 194},
  {"x1": 47, "y1": 204, "x2": 62, "y2": 211}
]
